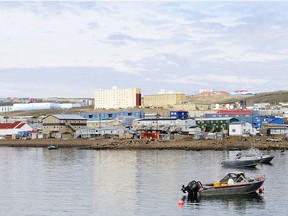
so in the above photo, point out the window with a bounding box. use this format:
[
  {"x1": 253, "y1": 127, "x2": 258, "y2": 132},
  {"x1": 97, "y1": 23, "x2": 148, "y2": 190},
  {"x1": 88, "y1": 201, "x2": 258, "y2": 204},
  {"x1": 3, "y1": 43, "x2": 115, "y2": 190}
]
[{"x1": 232, "y1": 129, "x2": 236, "y2": 132}]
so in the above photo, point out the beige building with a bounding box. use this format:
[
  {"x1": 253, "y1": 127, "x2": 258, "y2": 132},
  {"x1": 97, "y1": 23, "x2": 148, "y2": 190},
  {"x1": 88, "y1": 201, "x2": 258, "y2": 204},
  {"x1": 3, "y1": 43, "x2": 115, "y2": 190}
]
[
  {"x1": 94, "y1": 87, "x2": 141, "y2": 109},
  {"x1": 143, "y1": 93, "x2": 186, "y2": 108},
  {"x1": 42, "y1": 114, "x2": 87, "y2": 139},
  {"x1": 87, "y1": 118, "x2": 121, "y2": 128}
]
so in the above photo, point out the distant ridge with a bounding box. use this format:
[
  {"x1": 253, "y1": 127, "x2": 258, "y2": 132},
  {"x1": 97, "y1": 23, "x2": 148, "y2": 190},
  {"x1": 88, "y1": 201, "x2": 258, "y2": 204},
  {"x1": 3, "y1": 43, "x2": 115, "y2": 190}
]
[{"x1": 186, "y1": 90, "x2": 288, "y2": 105}]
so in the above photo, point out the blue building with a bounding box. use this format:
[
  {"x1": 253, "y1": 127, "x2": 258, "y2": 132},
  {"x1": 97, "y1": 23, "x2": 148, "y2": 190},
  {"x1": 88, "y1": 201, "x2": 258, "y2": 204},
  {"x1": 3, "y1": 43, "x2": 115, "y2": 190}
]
[
  {"x1": 254, "y1": 115, "x2": 284, "y2": 128},
  {"x1": 81, "y1": 110, "x2": 145, "y2": 120},
  {"x1": 170, "y1": 110, "x2": 189, "y2": 119}
]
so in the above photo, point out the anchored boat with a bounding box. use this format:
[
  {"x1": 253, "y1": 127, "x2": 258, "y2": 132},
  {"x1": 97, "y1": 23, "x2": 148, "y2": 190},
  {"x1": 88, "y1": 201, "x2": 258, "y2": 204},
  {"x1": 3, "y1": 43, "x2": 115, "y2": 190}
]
[
  {"x1": 221, "y1": 155, "x2": 261, "y2": 168},
  {"x1": 182, "y1": 172, "x2": 265, "y2": 200},
  {"x1": 237, "y1": 148, "x2": 274, "y2": 164}
]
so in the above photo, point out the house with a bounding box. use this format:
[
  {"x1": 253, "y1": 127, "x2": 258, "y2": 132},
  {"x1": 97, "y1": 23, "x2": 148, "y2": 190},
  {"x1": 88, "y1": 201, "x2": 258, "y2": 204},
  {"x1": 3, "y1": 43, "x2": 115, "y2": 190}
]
[
  {"x1": 42, "y1": 114, "x2": 87, "y2": 139},
  {"x1": 0, "y1": 121, "x2": 33, "y2": 137},
  {"x1": 229, "y1": 122, "x2": 257, "y2": 136}
]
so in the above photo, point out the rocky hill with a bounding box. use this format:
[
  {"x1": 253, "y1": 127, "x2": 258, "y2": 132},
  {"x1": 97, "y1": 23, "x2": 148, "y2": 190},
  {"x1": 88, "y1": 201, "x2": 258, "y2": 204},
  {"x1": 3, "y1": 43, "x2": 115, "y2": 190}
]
[{"x1": 186, "y1": 90, "x2": 288, "y2": 106}]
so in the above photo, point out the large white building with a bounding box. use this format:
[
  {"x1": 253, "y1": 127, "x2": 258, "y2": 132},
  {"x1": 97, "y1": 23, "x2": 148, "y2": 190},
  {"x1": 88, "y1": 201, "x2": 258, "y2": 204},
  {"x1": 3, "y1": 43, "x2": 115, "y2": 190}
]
[{"x1": 94, "y1": 87, "x2": 141, "y2": 109}]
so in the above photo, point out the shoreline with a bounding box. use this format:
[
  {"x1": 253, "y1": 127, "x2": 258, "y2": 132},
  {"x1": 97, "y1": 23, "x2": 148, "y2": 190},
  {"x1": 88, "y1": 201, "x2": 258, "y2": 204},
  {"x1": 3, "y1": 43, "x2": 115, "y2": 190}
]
[{"x1": 0, "y1": 137, "x2": 287, "y2": 151}]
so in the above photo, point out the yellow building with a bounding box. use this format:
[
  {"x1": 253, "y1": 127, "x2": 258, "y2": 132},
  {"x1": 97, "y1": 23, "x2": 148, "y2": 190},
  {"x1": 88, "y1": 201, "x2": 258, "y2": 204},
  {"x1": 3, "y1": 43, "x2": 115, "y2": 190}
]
[
  {"x1": 42, "y1": 114, "x2": 87, "y2": 139},
  {"x1": 94, "y1": 87, "x2": 141, "y2": 109},
  {"x1": 143, "y1": 93, "x2": 186, "y2": 108}
]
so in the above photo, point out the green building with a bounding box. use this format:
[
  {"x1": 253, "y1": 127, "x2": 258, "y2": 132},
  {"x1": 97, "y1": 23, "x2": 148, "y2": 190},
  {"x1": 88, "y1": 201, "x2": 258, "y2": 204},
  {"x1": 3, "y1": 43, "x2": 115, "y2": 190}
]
[{"x1": 195, "y1": 117, "x2": 239, "y2": 132}]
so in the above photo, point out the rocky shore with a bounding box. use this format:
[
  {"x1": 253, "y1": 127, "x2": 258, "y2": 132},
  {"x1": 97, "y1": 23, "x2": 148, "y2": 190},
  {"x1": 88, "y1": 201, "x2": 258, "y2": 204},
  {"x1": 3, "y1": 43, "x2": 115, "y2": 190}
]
[{"x1": 0, "y1": 136, "x2": 287, "y2": 151}]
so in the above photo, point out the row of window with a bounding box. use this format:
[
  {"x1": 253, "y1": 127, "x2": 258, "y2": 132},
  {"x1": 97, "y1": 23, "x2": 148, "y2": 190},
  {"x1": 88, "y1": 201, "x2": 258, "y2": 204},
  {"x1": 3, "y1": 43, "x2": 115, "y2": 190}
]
[{"x1": 43, "y1": 126, "x2": 83, "y2": 129}]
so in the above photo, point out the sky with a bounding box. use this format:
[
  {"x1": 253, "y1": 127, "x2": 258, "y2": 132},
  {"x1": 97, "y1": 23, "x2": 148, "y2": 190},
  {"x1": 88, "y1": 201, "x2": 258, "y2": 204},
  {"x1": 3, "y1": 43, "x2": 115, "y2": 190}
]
[{"x1": 1, "y1": 1, "x2": 288, "y2": 98}]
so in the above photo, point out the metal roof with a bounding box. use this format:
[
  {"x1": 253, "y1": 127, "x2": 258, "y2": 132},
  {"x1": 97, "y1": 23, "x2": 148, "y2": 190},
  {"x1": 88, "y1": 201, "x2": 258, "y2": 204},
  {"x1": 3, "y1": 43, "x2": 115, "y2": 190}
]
[
  {"x1": 195, "y1": 117, "x2": 236, "y2": 121},
  {"x1": 137, "y1": 118, "x2": 177, "y2": 121},
  {"x1": 53, "y1": 114, "x2": 86, "y2": 120}
]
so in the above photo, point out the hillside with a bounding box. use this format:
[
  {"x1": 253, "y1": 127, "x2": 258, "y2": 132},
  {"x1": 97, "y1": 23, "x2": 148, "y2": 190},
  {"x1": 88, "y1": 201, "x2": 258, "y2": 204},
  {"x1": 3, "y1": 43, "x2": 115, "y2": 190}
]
[{"x1": 186, "y1": 90, "x2": 288, "y2": 106}]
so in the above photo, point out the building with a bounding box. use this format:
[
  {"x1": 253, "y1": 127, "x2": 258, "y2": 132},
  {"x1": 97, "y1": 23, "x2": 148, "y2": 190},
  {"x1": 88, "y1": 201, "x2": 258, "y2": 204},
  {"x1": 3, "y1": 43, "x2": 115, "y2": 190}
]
[
  {"x1": 81, "y1": 110, "x2": 144, "y2": 119},
  {"x1": 75, "y1": 126, "x2": 128, "y2": 138},
  {"x1": 205, "y1": 110, "x2": 259, "y2": 127},
  {"x1": 0, "y1": 121, "x2": 33, "y2": 137},
  {"x1": 170, "y1": 110, "x2": 189, "y2": 119},
  {"x1": 0, "y1": 105, "x2": 13, "y2": 113},
  {"x1": 143, "y1": 93, "x2": 186, "y2": 108},
  {"x1": 230, "y1": 90, "x2": 255, "y2": 96},
  {"x1": 133, "y1": 118, "x2": 196, "y2": 135},
  {"x1": 87, "y1": 118, "x2": 122, "y2": 128},
  {"x1": 195, "y1": 117, "x2": 239, "y2": 132},
  {"x1": 42, "y1": 114, "x2": 87, "y2": 138},
  {"x1": 199, "y1": 90, "x2": 228, "y2": 96},
  {"x1": 173, "y1": 103, "x2": 210, "y2": 111},
  {"x1": 229, "y1": 122, "x2": 257, "y2": 136},
  {"x1": 81, "y1": 110, "x2": 144, "y2": 128},
  {"x1": 94, "y1": 87, "x2": 141, "y2": 109},
  {"x1": 260, "y1": 124, "x2": 287, "y2": 136},
  {"x1": 254, "y1": 115, "x2": 284, "y2": 129},
  {"x1": 12, "y1": 102, "x2": 82, "y2": 111}
]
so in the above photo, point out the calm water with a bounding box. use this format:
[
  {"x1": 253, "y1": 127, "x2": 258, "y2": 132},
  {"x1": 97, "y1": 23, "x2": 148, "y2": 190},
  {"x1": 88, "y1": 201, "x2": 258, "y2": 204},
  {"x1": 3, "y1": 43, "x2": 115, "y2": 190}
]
[{"x1": 0, "y1": 147, "x2": 287, "y2": 216}]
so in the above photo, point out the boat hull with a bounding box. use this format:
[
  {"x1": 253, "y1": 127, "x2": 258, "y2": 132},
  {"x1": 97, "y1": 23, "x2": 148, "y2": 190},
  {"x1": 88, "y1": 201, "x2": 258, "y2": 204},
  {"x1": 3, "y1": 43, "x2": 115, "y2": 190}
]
[
  {"x1": 199, "y1": 180, "x2": 264, "y2": 197},
  {"x1": 259, "y1": 155, "x2": 274, "y2": 164},
  {"x1": 221, "y1": 158, "x2": 261, "y2": 168}
]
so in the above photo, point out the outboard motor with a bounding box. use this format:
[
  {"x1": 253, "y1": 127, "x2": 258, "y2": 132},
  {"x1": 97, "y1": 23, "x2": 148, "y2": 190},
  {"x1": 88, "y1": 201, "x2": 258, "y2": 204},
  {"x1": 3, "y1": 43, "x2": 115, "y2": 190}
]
[{"x1": 182, "y1": 180, "x2": 202, "y2": 201}]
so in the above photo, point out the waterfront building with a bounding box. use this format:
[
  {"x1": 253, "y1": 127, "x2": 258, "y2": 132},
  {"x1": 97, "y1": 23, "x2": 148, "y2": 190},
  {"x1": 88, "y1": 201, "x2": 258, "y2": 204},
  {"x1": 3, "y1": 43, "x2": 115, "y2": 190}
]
[
  {"x1": 133, "y1": 117, "x2": 197, "y2": 137},
  {"x1": 75, "y1": 126, "x2": 128, "y2": 138},
  {"x1": 0, "y1": 121, "x2": 33, "y2": 137},
  {"x1": 42, "y1": 114, "x2": 87, "y2": 139},
  {"x1": 229, "y1": 122, "x2": 257, "y2": 136},
  {"x1": 94, "y1": 87, "x2": 141, "y2": 109}
]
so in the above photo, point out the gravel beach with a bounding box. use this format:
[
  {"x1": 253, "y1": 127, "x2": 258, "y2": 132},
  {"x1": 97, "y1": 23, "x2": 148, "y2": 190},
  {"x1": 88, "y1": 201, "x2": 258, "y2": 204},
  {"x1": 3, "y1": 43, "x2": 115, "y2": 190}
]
[{"x1": 0, "y1": 136, "x2": 287, "y2": 151}]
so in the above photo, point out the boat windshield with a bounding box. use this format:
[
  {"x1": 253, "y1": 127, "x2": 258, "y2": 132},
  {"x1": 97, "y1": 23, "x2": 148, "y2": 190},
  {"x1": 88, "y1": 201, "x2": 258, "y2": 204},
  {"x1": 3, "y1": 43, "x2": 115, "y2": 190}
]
[{"x1": 220, "y1": 173, "x2": 245, "y2": 183}]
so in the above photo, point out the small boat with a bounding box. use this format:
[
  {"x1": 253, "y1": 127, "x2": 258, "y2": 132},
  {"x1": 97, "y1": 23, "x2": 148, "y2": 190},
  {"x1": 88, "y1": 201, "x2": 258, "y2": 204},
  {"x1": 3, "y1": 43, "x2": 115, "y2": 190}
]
[
  {"x1": 221, "y1": 155, "x2": 261, "y2": 168},
  {"x1": 47, "y1": 145, "x2": 59, "y2": 150},
  {"x1": 182, "y1": 172, "x2": 265, "y2": 200},
  {"x1": 238, "y1": 148, "x2": 274, "y2": 164}
]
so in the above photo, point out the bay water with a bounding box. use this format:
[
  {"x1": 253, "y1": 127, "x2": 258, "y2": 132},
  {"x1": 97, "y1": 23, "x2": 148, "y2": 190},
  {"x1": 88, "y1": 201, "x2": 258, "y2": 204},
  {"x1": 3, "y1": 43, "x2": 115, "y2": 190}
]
[{"x1": 0, "y1": 147, "x2": 287, "y2": 215}]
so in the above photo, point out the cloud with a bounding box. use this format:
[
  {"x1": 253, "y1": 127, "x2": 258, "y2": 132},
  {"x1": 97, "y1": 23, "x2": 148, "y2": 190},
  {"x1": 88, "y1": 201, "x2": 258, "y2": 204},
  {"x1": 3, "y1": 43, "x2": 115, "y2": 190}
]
[{"x1": 1, "y1": 1, "x2": 288, "y2": 97}]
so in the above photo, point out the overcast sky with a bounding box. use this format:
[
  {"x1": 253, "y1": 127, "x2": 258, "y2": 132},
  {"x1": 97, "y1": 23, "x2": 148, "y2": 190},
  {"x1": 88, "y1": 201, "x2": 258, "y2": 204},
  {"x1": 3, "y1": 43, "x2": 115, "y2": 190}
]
[{"x1": 1, "y1": 1, "x2": 288, "y2": 98}]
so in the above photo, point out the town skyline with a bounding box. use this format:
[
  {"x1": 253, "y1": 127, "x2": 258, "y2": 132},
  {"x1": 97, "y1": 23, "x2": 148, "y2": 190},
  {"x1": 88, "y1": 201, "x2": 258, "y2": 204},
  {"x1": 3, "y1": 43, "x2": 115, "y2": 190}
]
[{"x1": 1, "y1": 1, "x2": 288, "y2": 98}]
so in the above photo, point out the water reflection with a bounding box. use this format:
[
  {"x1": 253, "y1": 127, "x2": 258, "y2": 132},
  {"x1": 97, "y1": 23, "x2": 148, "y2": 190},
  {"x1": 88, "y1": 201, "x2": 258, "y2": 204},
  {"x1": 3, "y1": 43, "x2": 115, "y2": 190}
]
[{"x1": 183, "y1": 193, "x2": 265, "y2": 210}]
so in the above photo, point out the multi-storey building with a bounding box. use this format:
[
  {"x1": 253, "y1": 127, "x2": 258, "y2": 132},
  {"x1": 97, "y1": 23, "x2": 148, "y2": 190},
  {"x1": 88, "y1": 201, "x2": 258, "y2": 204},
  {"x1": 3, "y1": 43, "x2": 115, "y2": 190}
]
[
  {"x1": 94, "y1": 87, "x2": 141, "y2": 109},
  {"x1": 42, "y1": 114, "x2": 87, "y2": 138},
  {"x1": 143, "y1": 93, "x2": 186, "y2": 108}
]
